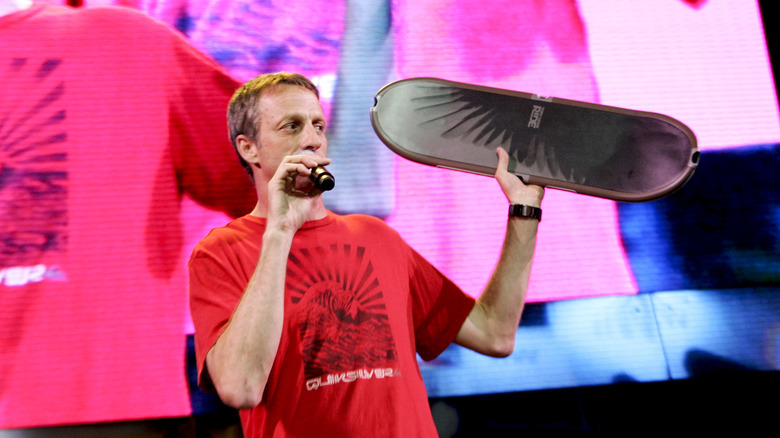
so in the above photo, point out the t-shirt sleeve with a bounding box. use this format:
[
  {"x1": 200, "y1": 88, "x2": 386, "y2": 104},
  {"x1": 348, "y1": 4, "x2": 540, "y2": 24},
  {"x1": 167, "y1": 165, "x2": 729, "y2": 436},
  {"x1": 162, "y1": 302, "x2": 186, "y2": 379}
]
[
  {"x1": 187, "y1": 238, "x2": 247, "y2": 390},
  {"x1": 165, "y1": 25, "x2": 257, "y2": 218},
  {"x1": 80, "y1": 6, "x2": 255, "y2": 218},
  {"x1": 408, "y1": 249, "x2": 476, "y2": 361}
]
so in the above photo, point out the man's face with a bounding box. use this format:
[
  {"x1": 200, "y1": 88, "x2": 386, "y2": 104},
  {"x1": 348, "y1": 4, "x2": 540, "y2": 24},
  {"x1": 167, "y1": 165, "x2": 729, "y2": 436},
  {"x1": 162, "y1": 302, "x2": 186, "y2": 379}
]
[{"x1": 252, "y1": 84, "x2": 328, "y2": 185}]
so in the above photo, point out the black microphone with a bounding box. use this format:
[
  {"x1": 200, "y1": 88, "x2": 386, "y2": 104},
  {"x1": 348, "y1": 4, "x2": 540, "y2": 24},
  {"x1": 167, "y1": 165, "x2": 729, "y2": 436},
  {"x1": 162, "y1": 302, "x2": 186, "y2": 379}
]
[
  {"x1": 310, "y1": 166, "x2": 335, "y2": 191},
  {"x1": 299, "y1": 151, "x2": 335, "y2": 191}
]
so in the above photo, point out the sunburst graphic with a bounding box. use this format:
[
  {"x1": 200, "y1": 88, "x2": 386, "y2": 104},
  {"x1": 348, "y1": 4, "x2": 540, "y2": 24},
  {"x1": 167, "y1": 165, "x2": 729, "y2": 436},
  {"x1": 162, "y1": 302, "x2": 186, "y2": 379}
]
[
  {"x1": 287, "y1": 244, "x2": 397, "y2": 379},
  {"x1": 412, "y1": 83, "x2": 586, "y2": 183},
  {"x1": 409, "y1": 82, "x2": 693, "y2": 192},
  {"x1": 0, "y1": 58, "x2": 68, "y2": 267}
]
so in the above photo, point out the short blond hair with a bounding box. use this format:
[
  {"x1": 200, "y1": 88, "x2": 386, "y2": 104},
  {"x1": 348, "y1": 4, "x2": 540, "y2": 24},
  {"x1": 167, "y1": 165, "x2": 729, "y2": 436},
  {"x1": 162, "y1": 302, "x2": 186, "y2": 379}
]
[{"x1": 227, "y1": 72, "x2": 320, "y2": 177}]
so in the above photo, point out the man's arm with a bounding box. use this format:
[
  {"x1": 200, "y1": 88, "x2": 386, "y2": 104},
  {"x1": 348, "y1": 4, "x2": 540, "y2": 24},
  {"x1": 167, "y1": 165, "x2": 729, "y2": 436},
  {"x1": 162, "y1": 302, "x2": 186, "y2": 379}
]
[
  {"x1": 204, "y1": 153, "x2": 329, "y2": 409},
  {"x1": 454, "y1": 147, "x2": 544, "y2": 357}
]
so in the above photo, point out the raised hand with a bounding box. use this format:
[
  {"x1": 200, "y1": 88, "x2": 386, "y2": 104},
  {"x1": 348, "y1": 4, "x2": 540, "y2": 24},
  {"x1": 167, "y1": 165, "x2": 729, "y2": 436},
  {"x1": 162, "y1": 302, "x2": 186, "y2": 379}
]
[
  {"x1": 495, "y1": 147, "x2": 544, "y2": 207},
  {"x1": 266, "y1": 153, "x2": 331, "y2": 233}
]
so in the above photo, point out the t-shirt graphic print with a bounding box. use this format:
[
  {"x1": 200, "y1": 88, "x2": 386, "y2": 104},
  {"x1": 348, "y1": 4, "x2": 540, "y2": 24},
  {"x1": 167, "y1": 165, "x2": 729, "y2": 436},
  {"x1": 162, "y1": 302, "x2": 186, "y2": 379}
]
[{"x1": 286, "y1": 244, "x2": 398, "y2": 388}]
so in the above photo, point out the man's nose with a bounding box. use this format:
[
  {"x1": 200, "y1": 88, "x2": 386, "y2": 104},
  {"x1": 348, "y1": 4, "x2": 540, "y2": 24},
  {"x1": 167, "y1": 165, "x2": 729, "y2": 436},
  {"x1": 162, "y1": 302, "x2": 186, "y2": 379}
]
[{"x1": 301, "y1": 124, "x2": 323, "y2": 150}]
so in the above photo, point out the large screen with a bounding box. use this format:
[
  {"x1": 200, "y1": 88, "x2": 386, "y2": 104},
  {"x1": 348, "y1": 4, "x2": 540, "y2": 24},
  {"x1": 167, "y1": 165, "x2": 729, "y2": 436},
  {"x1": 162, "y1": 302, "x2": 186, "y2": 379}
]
[{"x1": 1, "y1": 0, "x2": 777, "y2": 429}]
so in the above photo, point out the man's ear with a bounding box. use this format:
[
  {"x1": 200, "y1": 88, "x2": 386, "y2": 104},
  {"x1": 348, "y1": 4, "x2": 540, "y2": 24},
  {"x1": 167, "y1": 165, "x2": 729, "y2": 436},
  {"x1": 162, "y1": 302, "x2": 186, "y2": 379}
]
[{"x1": 236, "y1": 134, "x2": 260, "y2": 168}]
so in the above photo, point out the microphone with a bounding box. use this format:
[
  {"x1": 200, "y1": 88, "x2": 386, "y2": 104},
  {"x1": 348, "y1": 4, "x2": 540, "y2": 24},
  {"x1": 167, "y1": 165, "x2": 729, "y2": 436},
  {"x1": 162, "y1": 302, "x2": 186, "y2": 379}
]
[
  {"x1": 299, "y1": 151, "x2": 335, "y2": 191},
  {"x1": 310, "y1": 166, "x2": 335, "y2": 191}
]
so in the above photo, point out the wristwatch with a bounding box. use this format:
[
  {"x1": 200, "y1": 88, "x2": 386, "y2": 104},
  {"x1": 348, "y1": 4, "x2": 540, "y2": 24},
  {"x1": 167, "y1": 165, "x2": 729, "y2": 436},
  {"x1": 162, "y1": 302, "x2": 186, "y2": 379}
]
[{"x1": 508, "y1": 204, "x2": 542, "y2": 222}]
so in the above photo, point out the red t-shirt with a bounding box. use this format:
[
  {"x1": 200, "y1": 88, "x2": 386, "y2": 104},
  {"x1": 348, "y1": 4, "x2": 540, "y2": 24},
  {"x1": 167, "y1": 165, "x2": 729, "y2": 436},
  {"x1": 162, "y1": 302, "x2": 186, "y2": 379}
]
[
  {"x1": 0, "y1": 3, "x2": 254, "y2": 428},
  {"x1": 189, "y1": 212, "x2": 475, "y2": 437}
]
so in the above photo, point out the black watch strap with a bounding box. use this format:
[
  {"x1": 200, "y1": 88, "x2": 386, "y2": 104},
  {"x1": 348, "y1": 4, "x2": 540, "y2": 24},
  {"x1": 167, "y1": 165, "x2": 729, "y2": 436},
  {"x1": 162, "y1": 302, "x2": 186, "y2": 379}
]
[{"x1": 508, "y1": 204, "x2": 542, "y2": 222}]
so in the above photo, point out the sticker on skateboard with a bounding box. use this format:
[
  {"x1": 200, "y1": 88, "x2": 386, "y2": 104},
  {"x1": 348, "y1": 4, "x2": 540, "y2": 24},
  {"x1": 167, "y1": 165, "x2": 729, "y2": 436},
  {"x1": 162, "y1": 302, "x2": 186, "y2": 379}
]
[{"x1": 370, "y1": 78, "x2": 699, "y2": 202}]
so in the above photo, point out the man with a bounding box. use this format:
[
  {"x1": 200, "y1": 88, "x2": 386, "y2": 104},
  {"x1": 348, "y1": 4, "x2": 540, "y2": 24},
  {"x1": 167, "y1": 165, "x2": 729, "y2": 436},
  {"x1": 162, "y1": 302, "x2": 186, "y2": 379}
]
[{"x1": 189, "y1": 72, "x2": 544, "y2": 437}]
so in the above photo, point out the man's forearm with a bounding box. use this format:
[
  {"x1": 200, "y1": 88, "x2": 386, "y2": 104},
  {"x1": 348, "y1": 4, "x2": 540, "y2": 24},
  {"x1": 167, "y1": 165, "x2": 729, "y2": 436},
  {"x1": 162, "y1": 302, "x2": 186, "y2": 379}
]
[
  {"x1": 476, "y1": 215, "x2": 539, "y2": 350},
  {"x1": 456, "y1": 147, "x2": 544, "y2": 356},
  {"x1": 205, "y1": 228, "x2": 293, "y2": 409},
  {"x1": 455, "y1": 211, "x2": 540, "y2": 357}
]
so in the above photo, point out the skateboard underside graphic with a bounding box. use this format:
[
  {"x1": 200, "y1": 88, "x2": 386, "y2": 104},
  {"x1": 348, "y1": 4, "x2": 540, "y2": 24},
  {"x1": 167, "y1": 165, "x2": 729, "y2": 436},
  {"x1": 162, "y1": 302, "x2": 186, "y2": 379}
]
[{"x1": 371, "y1": 78, "x2": 699, "y2": 202}]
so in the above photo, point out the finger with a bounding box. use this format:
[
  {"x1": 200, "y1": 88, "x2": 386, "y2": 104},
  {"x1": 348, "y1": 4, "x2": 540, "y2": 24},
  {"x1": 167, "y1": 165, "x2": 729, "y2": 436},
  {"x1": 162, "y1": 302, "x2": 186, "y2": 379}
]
[
  {"x1": 289, "y1": 154, "x2": 331, "y2": 170},
  {"x1": 273, "y1": 162, "x2": 311, "y2": 182},
  {"x1": 494, "y1": 147, "x2": 516, "y2": 187},
  {"x1": 276, "y1": 161, "x2": 325, "y2": 197},
  {"x1": 495, "y1": 147, "x2": 509, "y2": 175}
]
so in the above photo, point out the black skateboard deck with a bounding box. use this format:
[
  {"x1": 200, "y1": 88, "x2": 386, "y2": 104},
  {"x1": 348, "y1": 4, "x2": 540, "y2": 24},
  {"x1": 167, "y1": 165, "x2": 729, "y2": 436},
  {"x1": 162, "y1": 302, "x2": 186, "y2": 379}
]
[{"x1": 370, "y1": 78, "x2": 699, "y2": 202}]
